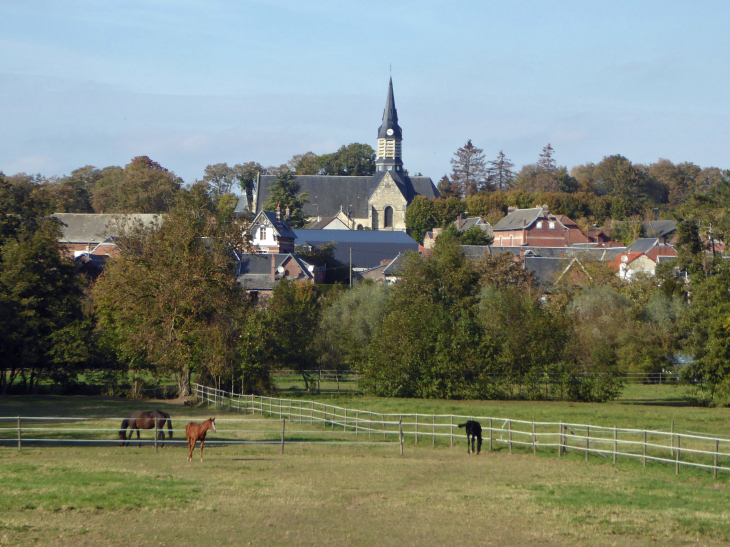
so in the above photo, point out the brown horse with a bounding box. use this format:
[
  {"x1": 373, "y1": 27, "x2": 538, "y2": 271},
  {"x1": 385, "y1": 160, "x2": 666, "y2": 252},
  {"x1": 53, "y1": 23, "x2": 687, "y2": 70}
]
[
  {"x1": 119, "y1": 410, "x2": 173, "y2": 447},
  {"x1": 186, "y1": 418, "x2": 216, "y2": 462}
]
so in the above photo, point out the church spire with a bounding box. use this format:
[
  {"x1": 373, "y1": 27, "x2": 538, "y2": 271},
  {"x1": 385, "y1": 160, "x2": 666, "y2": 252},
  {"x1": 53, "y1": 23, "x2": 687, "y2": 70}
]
[
  {"x1": 378, "y1": 77, "x2": 402, "y2": 139},
  {"x1": 375, "y1": 78, "x2": 404, "y2": 173}
]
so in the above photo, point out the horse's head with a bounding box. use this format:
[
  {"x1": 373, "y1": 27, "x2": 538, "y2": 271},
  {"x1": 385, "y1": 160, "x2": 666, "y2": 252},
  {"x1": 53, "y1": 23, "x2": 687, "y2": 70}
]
[
  {"x1": 118, "y1": 430, "x2": 127, "y2": 446},
  {"x1": 209, "y1": 418, "x2": 216, "y2": 433}
]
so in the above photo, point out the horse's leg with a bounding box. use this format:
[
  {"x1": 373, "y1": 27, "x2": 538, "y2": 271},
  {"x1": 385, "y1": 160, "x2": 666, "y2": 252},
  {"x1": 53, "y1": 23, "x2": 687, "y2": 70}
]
[
  {"x1": 136, "y1": 428, "x2": 142, "y2": 448},
  {"x1": 187, "y1": 439, "x2": 195, "y2": 461},
  {"x1": 199, "y1": 439, "x2": 204, "y2": 462}
]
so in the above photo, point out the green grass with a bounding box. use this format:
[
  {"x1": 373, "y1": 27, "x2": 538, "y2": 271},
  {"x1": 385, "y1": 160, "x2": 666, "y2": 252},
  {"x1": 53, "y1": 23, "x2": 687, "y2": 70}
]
[{"x1": 0, "y1": 391, "x2": 729, "y2": 546}]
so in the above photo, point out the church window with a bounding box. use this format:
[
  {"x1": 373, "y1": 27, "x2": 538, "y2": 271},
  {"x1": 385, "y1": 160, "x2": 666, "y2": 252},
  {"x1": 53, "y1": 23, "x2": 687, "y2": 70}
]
[
  {"x1": 356, "y1": 224, "x2": 363, "y2": 230},
  {"x1": 384, "y1": 206, "x2": 394, "y2": 228}
]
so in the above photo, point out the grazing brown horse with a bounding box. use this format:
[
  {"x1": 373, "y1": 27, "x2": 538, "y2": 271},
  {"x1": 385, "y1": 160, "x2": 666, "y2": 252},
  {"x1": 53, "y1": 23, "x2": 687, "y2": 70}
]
[
  {"x1": 119, "y1": 410, "x2": 173, "y2": 447},
  {"x1": 186, "y1": 418, "x2": 216, "y2": 462}
]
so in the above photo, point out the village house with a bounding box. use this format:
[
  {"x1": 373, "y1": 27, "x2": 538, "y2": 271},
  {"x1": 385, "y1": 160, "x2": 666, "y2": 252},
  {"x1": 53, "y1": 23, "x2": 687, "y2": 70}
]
[{"x1": 491, "y1": 206, "x2": 588, "y2": 247}]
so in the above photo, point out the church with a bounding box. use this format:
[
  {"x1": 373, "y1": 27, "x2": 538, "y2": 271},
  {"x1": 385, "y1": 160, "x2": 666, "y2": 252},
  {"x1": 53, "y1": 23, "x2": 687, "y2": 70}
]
[{"x1": 249, "y1": 78, "x2": 439, "y2": 231}]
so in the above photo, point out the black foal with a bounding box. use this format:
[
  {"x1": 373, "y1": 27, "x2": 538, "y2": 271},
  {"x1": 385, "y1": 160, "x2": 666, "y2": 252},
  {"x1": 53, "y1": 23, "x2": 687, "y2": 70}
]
[{"x1": 458, "y1": 420, "x2": 482, "y2": 455}]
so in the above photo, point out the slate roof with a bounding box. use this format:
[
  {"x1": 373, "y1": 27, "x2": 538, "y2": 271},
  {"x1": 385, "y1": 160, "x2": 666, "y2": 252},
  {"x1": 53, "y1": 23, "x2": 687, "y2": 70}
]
[
  {"x1": 455, "y1": 217, "x2": 493, "y2": 235},
  {"x1": 461, "y1": 245, "x2": 625, "y2": 262},
  {"x1": 254, "y1": 172, "x2": 438, "y2": 219},
  {"x1": 378, "y1": 77, "x2": 402, "y2": 140},
  {"x1": 253, "y1": 211, "x2": 297, "y2": 239},
  {"x1": 642, "y1": 220, "x2": 677, "y2": 239},
  {"x1": 236, "y1": 253, "x2": 316, "y2": 291},
  {"x1": 383, "y1": 253, "x2": 410, "y2": 276},
  {"x1": 293, "y1": 229, "x2": 419, "y2": 268},
  {"x1": 233, "y1": 194, "x2": 249, "y2": 214},
  {"x1": 626, "y1": 238, "x2": 659, "y2": 254},
  {"x1": 306, "y1": 217, "x2": 338, "y2": 229},
  {"x1": 52, "y1": 213, "x2": 162, "y2": 243},
  {"x1": 524, "y1": 257, "x2": 571, "y2": 286},
  {"x1": 492, "y1": 208, "x2": 544, "y2": 231}
]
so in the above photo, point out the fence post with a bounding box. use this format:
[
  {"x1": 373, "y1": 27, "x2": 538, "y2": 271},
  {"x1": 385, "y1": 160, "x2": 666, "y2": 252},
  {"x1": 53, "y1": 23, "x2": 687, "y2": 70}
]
[
  {"x1": 613, "y1": 427, "x2": 617, "y2": 465},
  {"x1": 17, "y1": 417, "x2": 21, "y2": 452},
  {"x1": 643, "y1": 430, "x2": 647, "y2": 467},
  {"x1": 281, "y1": 420, "x2": 286, "y2": 455},
  {"x1": 671, "y1": 421, "x2": 675, "y2": 457},
  {"x1": 331, "y1": 406, "x2": 335, "y2": 431},
  {"x1": 432, "y1": 415, "x2": 435, "y2": 447},
  {"x1": 586, "y1": 426, "x2": 590, "y2": 462},
  {"x1": 532, "y1": 421, "x2": 536, "y2": 454},
  {"x1": 489, "y1": 418, "x2": 493, "y2": 452},
  {"x1": 508, "y1": 420, "x2": 512, "y2": 454},
  {"x1": 356, "y1": 410, "x2": 359, "y2": 436},
  {"x1": 344, "y1": 408, "x2": 348, "y2": 432},
  {"x1": 675, "y1": 434, "x2": 680, "y2": 475},
  {"x1": 558, "y1": 422, "x2": 562, "y2": 457},
  {"x1": 415, "y1": 414, "x2": 418, "y2": 445},
  {"x1": 399, "y1": 417, "x2": 404, "y2": 456},
  {"x1": 382, "y1": 414, "x2": 386, "y2": 439},
  {"x1": 155, "y1": 420, "x2": 158, "y2": 454},
  {"x1": 450, "y1": 415, "x2": 453, "y2": 447},
  {"x1": 715, "y1": 439, "x2": 719, "y2": 479}
]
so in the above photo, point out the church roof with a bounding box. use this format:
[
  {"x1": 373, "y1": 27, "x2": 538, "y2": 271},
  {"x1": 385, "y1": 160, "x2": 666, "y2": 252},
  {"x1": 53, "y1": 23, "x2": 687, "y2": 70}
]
[
  {"x1": 254, "y1": 173, "x2": 438, "y2": 219},
  {"x1": 377, "y1": 77, "x2": 402, "y2": 140},
  {"x1": 293, "y1": 229, "x2": 418, "y2": 268}
]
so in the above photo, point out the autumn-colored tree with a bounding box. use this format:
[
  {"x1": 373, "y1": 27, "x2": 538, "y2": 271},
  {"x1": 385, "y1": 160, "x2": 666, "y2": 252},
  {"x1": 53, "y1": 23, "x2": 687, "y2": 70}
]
[{"x1": 450, "y1": 140, "x2": 488, "y2": 197}]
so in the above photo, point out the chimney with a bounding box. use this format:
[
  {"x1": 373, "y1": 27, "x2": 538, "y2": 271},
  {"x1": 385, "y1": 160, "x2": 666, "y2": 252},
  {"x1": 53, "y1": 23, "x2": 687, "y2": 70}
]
[
  {"x1": 276, "y1": 203, "x2": 282, "y2": 222},
  {"x1": 457, "y1": 214, "x2": 462, "y2": 230},
  {"x1": 508, "y1": 206, "x2": 517, "y2": 214},
  {"x1": 521, "y1": 216, "x2": 526, "y2": 227},
  {"x1": 285, "y1": 206, "x2": 290, "y2": 221},
  {"x1": 541, "y1": 204, "x2": 549, "y2": 215},
  {"x1": 271, "y1": 254, "x2": 276, "y2": 280}
]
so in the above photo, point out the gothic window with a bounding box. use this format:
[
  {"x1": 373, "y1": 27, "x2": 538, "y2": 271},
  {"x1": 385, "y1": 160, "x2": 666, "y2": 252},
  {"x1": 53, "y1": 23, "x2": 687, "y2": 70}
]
[{"x1": 384, "y1": 206, "x2": 394, "y2": 228}]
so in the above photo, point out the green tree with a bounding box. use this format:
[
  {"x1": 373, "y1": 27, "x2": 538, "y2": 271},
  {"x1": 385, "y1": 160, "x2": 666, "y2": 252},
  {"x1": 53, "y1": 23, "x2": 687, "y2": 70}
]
[
  {"x1": 265, "y1": 281, "x2": 321, "y2": 393},
  {"x1": 405, "y1": 196, "x2": 438, "y2": 243},
  {"x1": 202, "y1": 163, "x2": 236, "y2": 197},
  {"x1": 322, "y1": 143, "x2": 376, "y2": 176},
  {"x1": 263, "y1": 170, "x2": 309, "y2": 228},
  {"x1": 450, "y1": 140, "x2": 487, "y2": 197},
  {"x1": 487, "y1": 150, "x2": 516, "y2": 191},
  {"x1": 93, "y1": 196, "x2": 254, "y2": 397}
]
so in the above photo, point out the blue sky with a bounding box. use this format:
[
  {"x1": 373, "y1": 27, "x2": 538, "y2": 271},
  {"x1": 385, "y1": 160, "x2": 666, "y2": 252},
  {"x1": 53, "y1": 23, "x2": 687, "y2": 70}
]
[{"x1": 1, "y1": 0, "x2": 728, "y2": 184}]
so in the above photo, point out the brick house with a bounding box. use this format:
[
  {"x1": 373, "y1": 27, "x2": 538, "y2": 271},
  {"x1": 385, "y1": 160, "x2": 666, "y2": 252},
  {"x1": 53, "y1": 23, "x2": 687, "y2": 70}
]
[{"x1": 492, "y1": 206, "x2": 588, "y2": 247}]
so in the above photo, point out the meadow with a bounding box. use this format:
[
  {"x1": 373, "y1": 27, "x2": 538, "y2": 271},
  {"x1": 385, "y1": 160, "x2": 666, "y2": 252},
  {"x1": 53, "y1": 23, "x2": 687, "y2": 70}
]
[{"x1": 0, "y1": 387, "x2": 729, "y2": 546}]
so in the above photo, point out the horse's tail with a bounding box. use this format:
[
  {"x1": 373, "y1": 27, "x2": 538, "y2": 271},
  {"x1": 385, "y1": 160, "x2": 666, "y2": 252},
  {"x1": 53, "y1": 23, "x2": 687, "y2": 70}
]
[{"x1": 458, "y1": 423, "x2": 467, "y2": 429}]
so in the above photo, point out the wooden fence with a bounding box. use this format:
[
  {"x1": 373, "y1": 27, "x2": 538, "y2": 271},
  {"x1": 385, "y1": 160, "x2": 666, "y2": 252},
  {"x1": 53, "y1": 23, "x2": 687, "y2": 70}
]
[{"x1": 194, "y1": 383, "x2": 730, "y2": 478}]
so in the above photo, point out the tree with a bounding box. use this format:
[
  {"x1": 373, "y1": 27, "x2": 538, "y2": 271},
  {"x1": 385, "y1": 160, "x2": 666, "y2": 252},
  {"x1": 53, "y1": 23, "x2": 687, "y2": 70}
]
[
  {"x1": 263, "y1": 171, "x2": 309, "y2": 228},
  {"x1": 436, "y1": 174, "x2": 459, "y2": 197},
  {"x1": 288, "y1": 152, "x2": 322, "y2": 175},
  {"x1": 202, "y1": 163, "x2": 236, "y2": 197},
  {"x1": 405, "y1": 196, "x2": 438, "y2": 243},
  {"x1": 450, "y1": 140, "x2": 488, "y2": 197},
  {"x1": 93, "y1": 196, "x2": 255, "y2": 397},
  {"x1": 538, "y1": 143, "x2": 556, "y2": 176},
  {"x1": 487, "y1": 151, "x2": 516, "y2": 191},
  {"x1": 322, "y1": 143, "x2": 376, "y2": 176},
  {"x1": 265, "y1": 281, "x2": 321, "y2": 393},
  {"x1": 233, "y1": 162, "x2": 267, "y2": 206}
]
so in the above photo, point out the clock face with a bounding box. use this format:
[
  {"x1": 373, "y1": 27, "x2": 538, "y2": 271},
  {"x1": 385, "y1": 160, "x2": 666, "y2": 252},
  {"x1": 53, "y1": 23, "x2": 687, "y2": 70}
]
[{"x1": 386, "y1": 128, "x2": 394, "y2": 136}]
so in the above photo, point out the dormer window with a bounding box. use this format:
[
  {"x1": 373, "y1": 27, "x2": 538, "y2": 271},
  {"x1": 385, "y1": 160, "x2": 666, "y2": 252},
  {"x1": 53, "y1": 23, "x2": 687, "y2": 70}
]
[{"x1": 536, "y1": 221, "x2": 543, "y2": 229}]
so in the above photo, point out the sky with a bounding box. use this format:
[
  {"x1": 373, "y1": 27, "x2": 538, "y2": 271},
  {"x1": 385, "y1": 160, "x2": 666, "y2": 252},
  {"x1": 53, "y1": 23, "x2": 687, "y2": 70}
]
[{"x1": 1, "y1": 0, "x2": 729, "y2": 185}]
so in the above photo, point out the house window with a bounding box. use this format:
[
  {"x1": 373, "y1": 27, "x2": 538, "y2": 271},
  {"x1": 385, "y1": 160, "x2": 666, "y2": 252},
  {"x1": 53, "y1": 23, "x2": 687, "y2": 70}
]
[
  {"x1": 260, "y1": 227, "x2": 267, "y2": 240},
  {"x1": 549, "y1": 221, "x2": 556, "y2": 230},
  {"x1": 536, "y1": 221, "x2": 543, "y2": 229},
  {"x1": 384, "y1": 206, "x2": 394, "y2": 228}
]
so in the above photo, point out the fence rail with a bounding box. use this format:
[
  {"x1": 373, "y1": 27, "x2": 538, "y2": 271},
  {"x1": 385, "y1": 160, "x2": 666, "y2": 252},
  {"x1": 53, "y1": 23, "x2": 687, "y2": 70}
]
[{"x1": 193, "y1": 383, "x2": 730, "y2": 478}]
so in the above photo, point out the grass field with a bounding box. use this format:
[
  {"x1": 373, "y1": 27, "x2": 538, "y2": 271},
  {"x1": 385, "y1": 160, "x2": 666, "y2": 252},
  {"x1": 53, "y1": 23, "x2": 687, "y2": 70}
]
[{"x1": 1, "y1": 388, "x2": 730, "y2": 546}]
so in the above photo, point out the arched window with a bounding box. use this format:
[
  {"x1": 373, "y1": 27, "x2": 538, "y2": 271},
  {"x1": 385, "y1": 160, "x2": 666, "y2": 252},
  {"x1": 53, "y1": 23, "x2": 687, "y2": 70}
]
[
  {"x1": 356, "y1": 224, "x2": 364, "y2": 230},
  {"x1": 384, "y1": 206, "x2": 394, "y2": 228}
]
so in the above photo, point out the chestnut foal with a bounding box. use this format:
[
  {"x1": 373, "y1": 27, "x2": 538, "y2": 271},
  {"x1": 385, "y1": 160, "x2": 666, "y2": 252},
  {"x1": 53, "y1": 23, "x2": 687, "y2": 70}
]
[{"x1": 186, "y1": 418, "x2": 216, "y2": 462}]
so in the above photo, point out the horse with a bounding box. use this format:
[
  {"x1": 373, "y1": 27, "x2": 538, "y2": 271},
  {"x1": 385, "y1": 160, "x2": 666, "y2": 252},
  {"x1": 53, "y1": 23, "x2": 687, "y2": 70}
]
[
  {"x1": 186, "y1": 418, "x2": 216, "y2": 462},
  {"x1": 118, "y1": 410, "x2": 173, "y2": 447},
  {"x1": 458, "y1": 420, "x2": 482, "y2": 455}
]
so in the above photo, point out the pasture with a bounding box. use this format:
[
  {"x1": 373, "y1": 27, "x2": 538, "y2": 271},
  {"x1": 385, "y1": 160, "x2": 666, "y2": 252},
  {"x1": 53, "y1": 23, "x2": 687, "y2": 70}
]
[{"x1": 1, "y1": 393, "x2": 729, "y2": 546}]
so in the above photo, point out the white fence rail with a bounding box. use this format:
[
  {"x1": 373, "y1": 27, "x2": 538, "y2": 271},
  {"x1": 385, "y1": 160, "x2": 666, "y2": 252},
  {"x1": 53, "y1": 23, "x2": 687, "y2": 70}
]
[{"x1": 194, "y1": 383, "x2": 730, "y2": 478}]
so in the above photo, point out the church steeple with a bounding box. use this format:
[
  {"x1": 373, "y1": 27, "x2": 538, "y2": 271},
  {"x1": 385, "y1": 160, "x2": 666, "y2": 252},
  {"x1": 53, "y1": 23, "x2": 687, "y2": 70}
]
[{"x1": 375, "y1": 78, "x2": 404, "y2": 173}]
